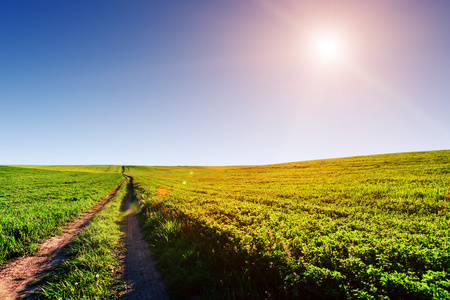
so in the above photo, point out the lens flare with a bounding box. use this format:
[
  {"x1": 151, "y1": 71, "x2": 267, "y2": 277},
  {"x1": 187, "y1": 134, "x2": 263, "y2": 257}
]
[
  {"x1": 190, "y1": 171, "x2": 194, "y2": 175},
  {"x1": 157, "y1": 186, "x2": 169, "y2": 197},
  {"x1": 120, "y1": 201, "x2": 142, "y2": 218},
  {"x1": 182, "y1": 180, "x2": 187, "y2": 185}
]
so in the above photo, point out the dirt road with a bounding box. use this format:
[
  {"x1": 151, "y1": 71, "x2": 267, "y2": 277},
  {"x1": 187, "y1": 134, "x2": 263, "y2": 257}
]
[
  {"x1": 0, "y1": 174, "x2": 169, "y2": 299},
  {"x1": 0, "y1": 180, "x2": 124, "y2": 299},
  {"x1": 123, "y1": 176, "x2": 169, "y2": 299}
]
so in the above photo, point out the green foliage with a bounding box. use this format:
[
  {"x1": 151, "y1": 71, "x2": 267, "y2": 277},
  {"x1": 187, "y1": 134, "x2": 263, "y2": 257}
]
[
  {"x1": 17, "y1": 165, "x2": 124, "y2": 173},
  {"x1": 37, "y1": 179, "x2": 128, "y2": 299},
  {"x1": 126, "y1": 151, "x2": 450, "y2": 299},
  {"x1": 0, "y1": 165, "x2": 123, "y2": 265}
]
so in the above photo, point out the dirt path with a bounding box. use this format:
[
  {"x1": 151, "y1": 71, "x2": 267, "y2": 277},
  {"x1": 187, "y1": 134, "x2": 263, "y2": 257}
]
[
  {"x1": 0, "y1": 180, "x2": 125, "y2": 300},
  {"x1": 123, "y1": 177, "x2": 169, "y2": 299}
]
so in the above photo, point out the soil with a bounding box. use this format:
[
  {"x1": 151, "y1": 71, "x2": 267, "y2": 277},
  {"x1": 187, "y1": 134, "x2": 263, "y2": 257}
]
[
  {"x1": 0, "y1": 180, "x2": 125, "y2": 300},
  {"x1": 122, "y1": 177, "x2": 169, "y2": 299},
  {"x1": 0, "y1": 176, "x2": 170, "y2": 300}
]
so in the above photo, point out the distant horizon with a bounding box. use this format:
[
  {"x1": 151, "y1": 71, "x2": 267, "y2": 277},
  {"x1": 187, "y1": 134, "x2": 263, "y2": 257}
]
[{"x1": 4, "y1": 148, "x2": 449, "y2": 167}]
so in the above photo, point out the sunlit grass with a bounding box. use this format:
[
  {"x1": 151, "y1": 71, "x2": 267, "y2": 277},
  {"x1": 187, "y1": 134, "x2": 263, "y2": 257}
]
[
  {"x1": 37, "y1": 179, "x2": 128, "y2": 299},
  {"x1": 13, "y1": 165, "x2": 123, "y2": 173},
  {"x1": 127, "y1": 150, "x2": 450, "y2": 299},
  {"x1": 0, "y1": 166, "x2": 123, "y2": 265}
]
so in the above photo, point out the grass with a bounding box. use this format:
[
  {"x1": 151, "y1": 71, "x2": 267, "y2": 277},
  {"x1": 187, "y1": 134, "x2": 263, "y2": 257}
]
[
  {"x1": 14, "y1": 165, "x2": 124, "y2": 173},
  {"x1": 125, "y1": 150, "x2": 450, "y2": 299},
  {"x1": 37, "y1": 177, "x2": 128, "y2": 299},
  {"x1": 0, "y1": 165, "x2": 123, "y2": 265}
]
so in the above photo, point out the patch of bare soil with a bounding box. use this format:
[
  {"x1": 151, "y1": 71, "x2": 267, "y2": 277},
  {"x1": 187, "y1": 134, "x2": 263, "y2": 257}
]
[
  {"x1": 123, "y1": 177, "x2": 169, "y2": 299},
  {"x1": 0, "y1": 180, "x2": 125, "y2": 300}
]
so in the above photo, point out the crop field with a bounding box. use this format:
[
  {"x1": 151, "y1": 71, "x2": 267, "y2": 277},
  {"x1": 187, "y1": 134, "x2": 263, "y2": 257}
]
[
  {"x1": 12, "y1": 165, "x2": 123, "y2": 173},
  {"x1": 126, "y1": 150, "x2": 450, "y2": 299},
  {"x1": 37, "y1": 178, "x2": 128, "y2": 299},
  {"x1": 1, "y1": 152, "x2": 449, "y2": 299},
  {"x1": 0, "y1": 165, "x2": 123, "y2": 265}
]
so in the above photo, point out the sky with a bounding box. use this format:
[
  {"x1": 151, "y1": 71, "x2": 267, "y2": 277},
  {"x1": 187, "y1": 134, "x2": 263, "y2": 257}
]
[{"x1": 1, "y1": 0, "x2": 449, "y2": 166}]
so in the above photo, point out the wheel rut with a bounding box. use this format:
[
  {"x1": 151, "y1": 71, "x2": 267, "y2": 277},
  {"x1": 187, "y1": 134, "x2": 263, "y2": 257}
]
[
  {"x1": 0, "y1": 180, "x2": 125, "y2": 299},
  {"x1": 122, "y1": 176, "x2": 168, "y2": 299}
]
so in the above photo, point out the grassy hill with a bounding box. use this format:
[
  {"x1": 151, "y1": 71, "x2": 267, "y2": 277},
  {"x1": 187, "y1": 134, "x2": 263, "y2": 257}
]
[
  {"x1": 126, "y1": 150, "x2": 450, "y2": 299},
  {"x1": 10, "y1": 165, "x2": 123, "y2": 173}
]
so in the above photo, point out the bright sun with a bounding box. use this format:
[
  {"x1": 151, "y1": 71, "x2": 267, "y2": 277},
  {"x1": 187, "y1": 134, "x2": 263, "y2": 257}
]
[{"x1": 312, "y1": 33, "x2": 345, "y2": 63}]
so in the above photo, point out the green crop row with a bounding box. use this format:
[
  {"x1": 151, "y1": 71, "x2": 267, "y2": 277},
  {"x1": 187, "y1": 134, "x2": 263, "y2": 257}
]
[
  {"x1": 126, "y1": 150, "x2": 450, "y2": 299},
  {"x1": 0, "y1": 165, "x2": 123, "y2": 265}
]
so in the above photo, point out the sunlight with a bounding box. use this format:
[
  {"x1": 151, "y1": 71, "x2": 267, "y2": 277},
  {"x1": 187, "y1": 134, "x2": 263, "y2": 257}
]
[{"x1": 312, "y1": 32, "x2": 345, "y2": 64}]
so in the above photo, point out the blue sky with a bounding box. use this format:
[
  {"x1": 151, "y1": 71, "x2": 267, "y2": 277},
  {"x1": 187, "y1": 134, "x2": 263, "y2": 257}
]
[{"x1": 1, "y1": 0, "x2": 449, "y2": 166}]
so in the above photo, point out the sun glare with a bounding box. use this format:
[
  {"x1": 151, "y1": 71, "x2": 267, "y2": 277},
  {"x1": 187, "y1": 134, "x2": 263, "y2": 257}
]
[{"x1": 312, "y1": 33, "x2": 345, "y2": 64}]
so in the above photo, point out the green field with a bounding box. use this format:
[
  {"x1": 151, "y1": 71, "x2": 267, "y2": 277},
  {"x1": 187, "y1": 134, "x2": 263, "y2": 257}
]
[
  {"x1": 1, "y1": 151, "x2": 449, "y2": 299},
  {"x1": 14, "y1": 165, "x2": 124, "y2": 174},
  {"x1": 126, "y1": 150, "x2": 450, "y2": 299},
  {"x1": 0, "y1": 165, "x2": 123, "y2": 265},
  {"x1": 37, "y1": 178, "x2": 128, "y2": 299}
]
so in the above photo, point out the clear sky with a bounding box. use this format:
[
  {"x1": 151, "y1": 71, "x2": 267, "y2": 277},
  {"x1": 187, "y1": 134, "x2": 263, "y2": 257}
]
[{"x1": 1, "y1": 0, "x2": 449, "y2": 166}]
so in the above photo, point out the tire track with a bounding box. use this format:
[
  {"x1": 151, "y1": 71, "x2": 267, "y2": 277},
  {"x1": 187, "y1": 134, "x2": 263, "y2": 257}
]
[
  {"x1": 123, "y1": 176, "x2": 168, "y2": 299},
  {"x1": 0, "y1": 179, "x2": 125, "y2": 299}
]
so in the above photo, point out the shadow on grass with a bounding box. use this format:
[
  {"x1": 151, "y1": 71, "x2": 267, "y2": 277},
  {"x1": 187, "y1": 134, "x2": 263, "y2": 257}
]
[
  {"x1": 134, "y1": 190, "x2": 348, "y2": 300},
  {"x1": 133, "y1": 185, "x2": 450, "y2": 299}
]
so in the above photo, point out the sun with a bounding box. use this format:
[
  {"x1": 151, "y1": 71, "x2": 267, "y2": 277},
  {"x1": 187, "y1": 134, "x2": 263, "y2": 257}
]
[{"x1": 312, "y1": 33, "x2": 345, "y2": 63}]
